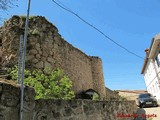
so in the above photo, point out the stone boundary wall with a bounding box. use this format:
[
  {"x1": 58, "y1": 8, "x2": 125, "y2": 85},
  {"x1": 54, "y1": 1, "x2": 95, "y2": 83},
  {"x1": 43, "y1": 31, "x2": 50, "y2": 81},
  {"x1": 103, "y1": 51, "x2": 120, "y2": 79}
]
[
  {"x1": 0, "y1": 79, "x2": 137, "y2": 120},
  {"x1": 0, "y1": 47, "x2": 2, "y2": 63},
  {"x1": 0, "y1": 16, "x2": 106, "y2": 98}
]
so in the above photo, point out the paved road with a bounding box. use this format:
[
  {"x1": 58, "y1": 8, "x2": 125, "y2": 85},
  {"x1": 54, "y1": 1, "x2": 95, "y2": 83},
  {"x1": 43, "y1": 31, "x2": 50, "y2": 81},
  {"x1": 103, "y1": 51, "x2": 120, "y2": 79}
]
[{"x1": 135, "y1": 106, "x2": 160, "y2": 120}]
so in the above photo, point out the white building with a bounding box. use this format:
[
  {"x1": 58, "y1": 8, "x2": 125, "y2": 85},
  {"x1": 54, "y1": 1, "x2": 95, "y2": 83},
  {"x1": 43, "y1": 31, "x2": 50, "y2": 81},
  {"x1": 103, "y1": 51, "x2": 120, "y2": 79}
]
[{"x1": 141, "y1": 34, "x2": 160, "y2": 101}]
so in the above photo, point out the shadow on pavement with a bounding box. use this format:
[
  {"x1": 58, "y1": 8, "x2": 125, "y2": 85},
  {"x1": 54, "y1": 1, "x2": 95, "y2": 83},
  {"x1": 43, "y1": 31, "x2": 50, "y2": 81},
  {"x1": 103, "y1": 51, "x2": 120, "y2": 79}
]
[{"x1": 134, "y1": 108, "x2": 146, "y2": 120}]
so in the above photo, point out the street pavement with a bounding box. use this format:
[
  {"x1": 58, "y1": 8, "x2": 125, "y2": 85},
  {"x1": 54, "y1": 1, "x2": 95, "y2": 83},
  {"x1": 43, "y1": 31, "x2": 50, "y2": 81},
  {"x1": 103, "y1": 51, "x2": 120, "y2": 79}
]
[{"x1": 134, "y1": 106, "x2": 160, "y2": 120}]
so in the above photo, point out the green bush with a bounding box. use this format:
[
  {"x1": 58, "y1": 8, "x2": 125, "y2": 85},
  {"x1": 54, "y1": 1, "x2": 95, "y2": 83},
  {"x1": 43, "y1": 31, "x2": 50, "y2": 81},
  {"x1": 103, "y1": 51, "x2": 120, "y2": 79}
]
[
  {"x1": 92, "y1": 92, "x2": 100, "y2": 100},
  {"x1": 7, "y1": 66, "x2": 75, "y2": 100}
]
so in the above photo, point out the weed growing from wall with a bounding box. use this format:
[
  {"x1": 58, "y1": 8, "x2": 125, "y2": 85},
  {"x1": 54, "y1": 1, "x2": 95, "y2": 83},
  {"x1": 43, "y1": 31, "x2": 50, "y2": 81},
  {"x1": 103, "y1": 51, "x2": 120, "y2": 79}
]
[
  {"x1": 7, "y1": 66, "x2": 75, "y2": 100},
  {"x1": 92, "y1": 92, "x2": 100, "y2": 100}
]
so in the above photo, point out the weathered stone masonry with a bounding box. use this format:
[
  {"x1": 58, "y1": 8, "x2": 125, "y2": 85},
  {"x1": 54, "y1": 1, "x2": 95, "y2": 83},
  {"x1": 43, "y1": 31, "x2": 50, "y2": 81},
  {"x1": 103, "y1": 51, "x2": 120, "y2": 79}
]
[
  {"x1": 0, "y1": 16, "x2": 106, "y2": 97},
  {"x1": 0, "y1": 79, "x2": 137, "y2": 120}
]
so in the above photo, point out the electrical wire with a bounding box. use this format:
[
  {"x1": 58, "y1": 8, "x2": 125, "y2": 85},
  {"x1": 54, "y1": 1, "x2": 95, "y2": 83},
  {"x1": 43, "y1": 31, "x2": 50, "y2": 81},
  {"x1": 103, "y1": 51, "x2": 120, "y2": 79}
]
[
  {"x1": 56, "y1": 0, "x2": 71, "y2": 11},
  {"x1": 51, "y1": 0, "x2": 144, "y2": 60}
]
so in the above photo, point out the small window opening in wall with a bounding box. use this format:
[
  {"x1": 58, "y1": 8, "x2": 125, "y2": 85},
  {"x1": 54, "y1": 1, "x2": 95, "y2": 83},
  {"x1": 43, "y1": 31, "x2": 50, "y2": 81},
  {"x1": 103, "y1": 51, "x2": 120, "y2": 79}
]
[{"x1": 102, "y1": 104, "x2": 106, "y2": 108}]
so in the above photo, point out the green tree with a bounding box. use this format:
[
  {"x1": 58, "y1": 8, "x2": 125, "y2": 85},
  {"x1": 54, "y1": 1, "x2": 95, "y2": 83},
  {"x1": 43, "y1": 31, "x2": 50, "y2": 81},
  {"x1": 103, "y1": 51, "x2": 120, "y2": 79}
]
[{"x1": 7, "y1": 66, "x2": 75, "y2": 100}]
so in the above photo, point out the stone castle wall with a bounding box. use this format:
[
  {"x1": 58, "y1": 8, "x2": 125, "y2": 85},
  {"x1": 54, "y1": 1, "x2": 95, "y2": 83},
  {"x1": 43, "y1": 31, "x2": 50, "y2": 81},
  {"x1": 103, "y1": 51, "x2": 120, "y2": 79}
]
[
  {"x1": 0, "y1": 47, "x2": 2, "y2": 63},
  {"x1": 0, "y1": 79, "x2": 137, "y2": 120},
  {"x1": 0, "y1": 16, "x2": 106, "y2": 97},
  {"x1": 90, "y1": 57, "x2": 106, "y2": 98}
]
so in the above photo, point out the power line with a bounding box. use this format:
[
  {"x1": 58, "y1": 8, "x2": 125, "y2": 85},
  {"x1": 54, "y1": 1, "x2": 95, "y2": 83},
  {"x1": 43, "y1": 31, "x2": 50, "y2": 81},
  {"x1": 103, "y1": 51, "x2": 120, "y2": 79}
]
[
  {"x1": 51, "y1": 0, "x2": 144, "y2": 60},
  {"x1": 56, "y1": 0, "x2": 71, "y2": 11}
]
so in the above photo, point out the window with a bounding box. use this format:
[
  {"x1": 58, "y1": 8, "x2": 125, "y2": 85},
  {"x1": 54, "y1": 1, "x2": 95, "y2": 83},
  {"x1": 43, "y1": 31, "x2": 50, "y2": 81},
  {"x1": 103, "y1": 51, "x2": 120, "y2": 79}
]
[{"x1": 155, "y1": 52, "x2": 160, "y2": 66}]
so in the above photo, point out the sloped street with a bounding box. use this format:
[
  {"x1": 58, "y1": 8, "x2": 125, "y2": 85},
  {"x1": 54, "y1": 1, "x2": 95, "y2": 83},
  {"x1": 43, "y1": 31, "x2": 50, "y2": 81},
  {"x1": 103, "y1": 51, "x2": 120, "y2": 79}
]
[{"x1": 135, "y1": 106, "x2": 160, "y2": 120}]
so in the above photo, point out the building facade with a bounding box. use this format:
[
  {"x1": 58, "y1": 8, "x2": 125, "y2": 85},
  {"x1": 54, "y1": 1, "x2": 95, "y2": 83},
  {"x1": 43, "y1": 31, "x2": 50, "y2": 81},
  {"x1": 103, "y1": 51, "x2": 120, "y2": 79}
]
[{"x1": 141, "y1": 34, "x2": 160, "y2": 101}]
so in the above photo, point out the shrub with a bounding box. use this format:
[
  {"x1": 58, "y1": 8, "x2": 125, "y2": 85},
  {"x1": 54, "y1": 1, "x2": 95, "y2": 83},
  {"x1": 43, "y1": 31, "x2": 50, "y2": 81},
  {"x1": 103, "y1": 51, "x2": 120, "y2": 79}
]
[
  {"x1": 92, "y1": 92, "x2": 100, "y2": 100},
  {"x1": 119, "y1": 96, "x2": 127, "y2": 101},
  {"x1": 7, "y1": 66, "x2": 75, "y2": 100}
]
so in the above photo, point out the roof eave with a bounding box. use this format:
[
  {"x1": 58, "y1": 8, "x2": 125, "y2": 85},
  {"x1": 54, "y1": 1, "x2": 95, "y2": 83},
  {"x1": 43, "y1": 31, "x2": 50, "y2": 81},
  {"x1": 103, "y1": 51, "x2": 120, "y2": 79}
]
[
  {"x1": 141, "y1": 34, "x2": 160, "y2": 74},
  {"x1": 149, "y1": 35, "x2": 160, "y2": 58}
]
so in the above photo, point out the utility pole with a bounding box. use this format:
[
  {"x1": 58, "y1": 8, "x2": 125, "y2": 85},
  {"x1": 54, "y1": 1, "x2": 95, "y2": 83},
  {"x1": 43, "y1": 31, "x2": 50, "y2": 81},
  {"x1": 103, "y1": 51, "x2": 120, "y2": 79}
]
[
  {"x1": 18, "y1": 35, "x2": 23, "y2": 84},
  {"x1": 19, "y1": 0, "x2": 31, "y2": 120}
]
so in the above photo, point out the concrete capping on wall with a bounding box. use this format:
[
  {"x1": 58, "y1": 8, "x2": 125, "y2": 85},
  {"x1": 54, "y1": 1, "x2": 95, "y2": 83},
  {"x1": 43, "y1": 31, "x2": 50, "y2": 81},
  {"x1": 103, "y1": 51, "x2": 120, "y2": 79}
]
[{"x1": 0, "y1": 79, "x2": 137, "y2": 120}]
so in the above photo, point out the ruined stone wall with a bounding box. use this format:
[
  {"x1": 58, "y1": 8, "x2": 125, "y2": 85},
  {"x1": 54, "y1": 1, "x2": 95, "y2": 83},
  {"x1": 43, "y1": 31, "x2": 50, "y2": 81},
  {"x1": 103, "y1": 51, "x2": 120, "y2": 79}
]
[
  {"x1": 0, "y1": 47, "x2": 2, "y2": 63},
  {"x1": 0, "y1": 79, "x2": 137, "y2": 120},
  {"x1": 0, "y1": 16, "x2": 106, "y2": 97},
  {"x1": 0, "y1": 29, "x2": 3, "y2": 63},
  {"x1": 52, "y1": 36, "x2": 94, "y2": 94}
]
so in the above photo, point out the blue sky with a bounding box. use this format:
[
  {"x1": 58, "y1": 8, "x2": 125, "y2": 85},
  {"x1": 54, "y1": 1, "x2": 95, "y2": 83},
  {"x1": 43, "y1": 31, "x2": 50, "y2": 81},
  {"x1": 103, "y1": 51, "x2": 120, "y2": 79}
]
[{"x1": 1, "y1": 0, "x2": 160, "y2": 90}]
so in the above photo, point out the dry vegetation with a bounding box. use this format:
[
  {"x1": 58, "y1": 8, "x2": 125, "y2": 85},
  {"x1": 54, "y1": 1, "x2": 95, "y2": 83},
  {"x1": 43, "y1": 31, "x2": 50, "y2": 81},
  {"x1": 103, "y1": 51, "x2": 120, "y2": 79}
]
[{"x1": 117, "y1": 90, "x2": 147, "y2": 101}]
